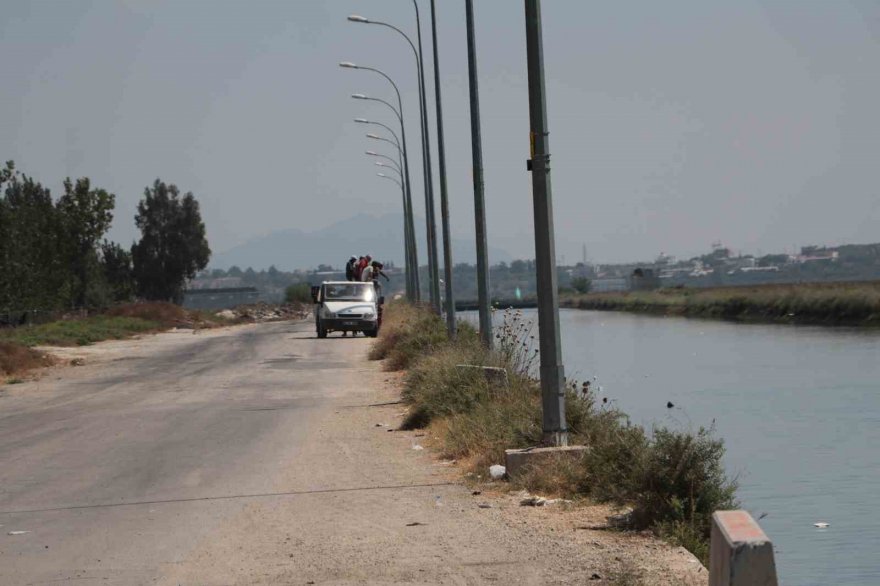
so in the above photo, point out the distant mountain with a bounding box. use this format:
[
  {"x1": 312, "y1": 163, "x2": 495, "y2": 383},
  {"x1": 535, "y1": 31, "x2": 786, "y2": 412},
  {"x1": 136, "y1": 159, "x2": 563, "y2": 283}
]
[{"x1": 211, "y1": 213, "x2": 513, "y2": 271}]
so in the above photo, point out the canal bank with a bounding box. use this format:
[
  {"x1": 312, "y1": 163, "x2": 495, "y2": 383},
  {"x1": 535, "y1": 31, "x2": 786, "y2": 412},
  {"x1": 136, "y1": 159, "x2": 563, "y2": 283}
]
[
  {"x1": 560, "y1": 281, "x2": 880, "y2": 327},
  {"x1": 461, "y1": 308, "x2": 878, "y2": 585}
]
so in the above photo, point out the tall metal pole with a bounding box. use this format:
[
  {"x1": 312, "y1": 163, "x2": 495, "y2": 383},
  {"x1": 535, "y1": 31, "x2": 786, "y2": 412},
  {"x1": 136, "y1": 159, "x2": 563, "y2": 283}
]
[
  {"x1": 429, "y1": 0, "x2": 456, "y2": 337},
  {"x1": 368, "y1": 130, "x2": 420, "y2": 301},
  {"x1": 524, "y1": 0, "x2": 567, "y2": 447},
  {"x1": 357, "y1": 91, "x2": 419, "y2": 300},
  {"x1": 464, "y1": 0, "x2": 492, "y2": 346},
  {"x1": 412, "y1": 2, "x2": 442, "y2": 314},
  {"x1": 341, "y1": 62, "x2": 420, "y2": 301},
  {"x1": 346, "y1": 17, "x2": 439, "y2": 307},
  {"x1": 369, "y1": 153, "x2": 413, "y2": 300}
]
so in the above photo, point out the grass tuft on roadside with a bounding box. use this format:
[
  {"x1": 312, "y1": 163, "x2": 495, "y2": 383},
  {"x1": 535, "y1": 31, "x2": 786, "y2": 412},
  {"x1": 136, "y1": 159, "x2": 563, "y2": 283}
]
[
  {"x1": 0, "y1": 341, "x2": 55, "y2": 377},
  {"x1": 368, "y1": 301, "x2": 449, "y2": 370},
  {"x1": 0, "y1": 315, "x2": 160, "y2": 347},
  {"x1": 372, "y1": 301, "x2": 737, "y2": 565}
]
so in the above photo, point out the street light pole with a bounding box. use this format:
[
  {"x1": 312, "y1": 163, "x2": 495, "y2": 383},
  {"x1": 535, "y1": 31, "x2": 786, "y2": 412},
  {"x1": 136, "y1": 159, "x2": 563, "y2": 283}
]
[
  {"x1": 368, "y1": 152, "x2": 413, "y2": 300},
  {"x1": 363, "y1": 126, "x2": 421, "y2": 300},
  {"x1": 409, "y1": 3, "x2": 442, "y2": 315},
  {"x1": 340, "y1": 62, "x2": 420, "y2": 300},
  {"x1": 428, "y1": 0, "x2": 456, "y2": 338},
  {"x1": 348, "y1": 16, "x2": 441, "y2": 313},
  {"x1": 464, "y1": 0, "x2": 492, "y2": 346},
  {"x1": 353, "y1": 94, "x2": 416, "y2": 296},
  {"x1": 524, "y1": 0, "x2": 567, "y2": 447}
]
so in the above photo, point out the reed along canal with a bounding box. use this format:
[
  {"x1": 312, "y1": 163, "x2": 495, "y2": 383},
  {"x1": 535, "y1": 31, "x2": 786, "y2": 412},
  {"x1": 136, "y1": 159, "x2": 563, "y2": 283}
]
[{"x1": 465, "y1": 308, "x2": 879, "y2": 585}]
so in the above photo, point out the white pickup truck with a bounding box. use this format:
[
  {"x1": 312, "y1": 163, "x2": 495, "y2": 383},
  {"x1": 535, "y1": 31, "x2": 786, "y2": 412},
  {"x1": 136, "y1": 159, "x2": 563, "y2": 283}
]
[{"x1": 310, "y1": 281, "x2": 383, "y2": 338}]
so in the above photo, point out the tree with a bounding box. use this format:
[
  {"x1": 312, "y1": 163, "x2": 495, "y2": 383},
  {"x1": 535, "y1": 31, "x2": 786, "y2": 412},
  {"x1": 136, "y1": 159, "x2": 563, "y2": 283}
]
[
  {"x1": 571, "y1": 276, "x2": 592, "y2": 294},
  {"x1": 101, "y1": 241, "x2": 135, "y2": 302},
  {"x1": 0, "y1": 163, "x2": 67, "y2": 310},
  {"x1": 57, "y1": 177, "x2": 115, "y2": 306},
  {"x1": 132, "y1": 179, "x2": 210, "y2": 303}
]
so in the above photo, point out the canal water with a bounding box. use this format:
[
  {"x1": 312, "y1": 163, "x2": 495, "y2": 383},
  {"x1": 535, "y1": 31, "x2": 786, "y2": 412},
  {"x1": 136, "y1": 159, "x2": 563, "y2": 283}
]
[{"x1": 463, "y1": 308, "x2": 880, "y2": 585}]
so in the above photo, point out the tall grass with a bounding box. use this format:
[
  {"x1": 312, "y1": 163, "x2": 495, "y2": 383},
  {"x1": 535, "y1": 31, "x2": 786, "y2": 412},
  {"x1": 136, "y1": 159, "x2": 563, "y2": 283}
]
[
  {"x1": 0, "y1": 315, "x2": 160, "y2": 347},
  {"x1": 0, "y1": 341, "x2": 54, "y2": 376},
  {"x1": 368, "y1": 301, "x2": 449, "y2": 370},
  {"x1": 373, "y1": 302, "x2": 738, "y2": 565},
  {"x1": 563, "y1": 281, "x2": 880, "y2": 325}
]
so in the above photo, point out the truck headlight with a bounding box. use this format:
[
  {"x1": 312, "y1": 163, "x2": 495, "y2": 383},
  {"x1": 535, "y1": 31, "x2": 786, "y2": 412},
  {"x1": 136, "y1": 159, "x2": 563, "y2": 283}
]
[{"x1": 363, "y1": 310, "x2": 375, "y2": 319}]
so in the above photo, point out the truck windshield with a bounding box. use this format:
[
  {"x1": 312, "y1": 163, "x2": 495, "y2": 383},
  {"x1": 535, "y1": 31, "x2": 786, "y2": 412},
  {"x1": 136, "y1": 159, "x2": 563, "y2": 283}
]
[{"x1": 324, "y1": 283, "x2": 375, "y2": 302}]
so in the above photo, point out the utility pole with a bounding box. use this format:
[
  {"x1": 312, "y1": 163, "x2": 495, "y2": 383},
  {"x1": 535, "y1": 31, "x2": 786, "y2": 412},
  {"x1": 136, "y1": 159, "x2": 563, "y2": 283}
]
[
  {"x1": 525, "y1": 0, "x2": 567, "y2": 446},
  {"x1": 429, "y1": 0, "x2": 456, "y2": 338},
  {"x1": 412, "y1": 2, "x2": 442, "y2": 314},
  {"x1": 465, "y1": 0, "x2": 492, "y2": 346}
]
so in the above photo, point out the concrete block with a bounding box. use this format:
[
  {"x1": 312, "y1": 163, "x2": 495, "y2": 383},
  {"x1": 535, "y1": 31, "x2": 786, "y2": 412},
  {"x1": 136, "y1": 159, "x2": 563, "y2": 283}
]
[
  {"x1": 710, "y1": 510, "x2": 778, "y2": 586},
  {"x1": 504, "y1": 445, "x2": 587, "y2": 479}
]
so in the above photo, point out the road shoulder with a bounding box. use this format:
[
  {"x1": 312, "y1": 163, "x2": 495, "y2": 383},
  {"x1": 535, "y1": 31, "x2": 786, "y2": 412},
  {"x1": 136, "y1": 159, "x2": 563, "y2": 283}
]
[{"x1": 156, "y1": 345, "x2": 707, "y2": 586}]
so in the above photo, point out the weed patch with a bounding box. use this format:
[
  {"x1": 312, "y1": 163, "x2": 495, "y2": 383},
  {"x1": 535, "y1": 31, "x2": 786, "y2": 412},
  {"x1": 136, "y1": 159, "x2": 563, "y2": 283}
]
[
  {"x1": 373, "y1": 302, "x2": 738, "y2": 564},
  {"x1": 563, "y1": 281, "x2": 880, "y2": 326},
  {"x1": 0, "y1": 341, "x2": 54, "y2": 375},
  {"x1": 369, "y1": 301, "x2": 449, "y2": 370},
  {"x1": 0, "y1": 316, "x2": 159, "y2": 347}
]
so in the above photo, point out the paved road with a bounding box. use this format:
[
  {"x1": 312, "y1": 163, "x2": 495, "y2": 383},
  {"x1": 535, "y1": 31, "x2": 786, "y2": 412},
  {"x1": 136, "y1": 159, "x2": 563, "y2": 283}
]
[
  {"x1": 0, "y1": 320, "x2": 705, "y2": 585},
  {"x1": 0, "y1": 321, "x2": 361, "y2": 584}
]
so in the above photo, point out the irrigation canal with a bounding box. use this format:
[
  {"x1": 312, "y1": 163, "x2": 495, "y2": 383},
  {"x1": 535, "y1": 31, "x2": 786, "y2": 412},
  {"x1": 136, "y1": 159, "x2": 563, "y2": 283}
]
[{"x1": 462, "y1": 308, "x2": 880, "y2": 585}]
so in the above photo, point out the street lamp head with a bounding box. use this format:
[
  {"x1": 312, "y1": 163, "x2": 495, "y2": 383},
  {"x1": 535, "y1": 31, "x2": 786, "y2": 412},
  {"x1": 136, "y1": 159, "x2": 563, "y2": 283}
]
[
  {"x1": 353, "y1": 118, "x2": 369, "y2": 124},
  {"x1": 348, "y1": 15, "x2": 370, "y2": 23},
  {"x1": 375, "y1": 162, "x2": 387, "y2": 167},
  {"x1": 366, "y1": 133, "x2": 381, "y2": 139},
  {"x1": 377, "y1": 173, "x2": 388, "y2": 178},
  {"x1": 351, "y1": 93, "x2": 368, "y2": 100},
  {"x1": 365, "y1": 150, "x2": 378, "y2": 156},
  {"x1": 338, "y1": 61, "x2": 358, "y2": 69}
]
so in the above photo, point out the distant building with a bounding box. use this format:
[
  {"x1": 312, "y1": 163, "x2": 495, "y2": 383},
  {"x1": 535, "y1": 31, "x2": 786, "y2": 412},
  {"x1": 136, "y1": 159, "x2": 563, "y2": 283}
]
[
  {"x1": 629, "y1": 268, "x2": 661, "y2": 291},
  {"x1": 591, "y1": 277, "x2": 629, "y2": 293}
]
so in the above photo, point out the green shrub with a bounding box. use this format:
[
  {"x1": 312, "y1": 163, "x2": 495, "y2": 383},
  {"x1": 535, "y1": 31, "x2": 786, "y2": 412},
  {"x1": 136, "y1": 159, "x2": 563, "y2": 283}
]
[
  {"x1": 1, "y1": 316, "x2": 159, "y2": 347},
  {"x1": 580, "y1": 409, "x2": 650, "y2": 504},
  {"x1": 629, "y1": 426, "x2": 738, "y2": 565}
]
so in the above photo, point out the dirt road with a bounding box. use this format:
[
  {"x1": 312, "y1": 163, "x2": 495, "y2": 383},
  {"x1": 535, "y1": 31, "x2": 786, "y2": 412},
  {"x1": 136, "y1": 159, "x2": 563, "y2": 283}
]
[{"x1": 0, "y1": 321, "x2": 704, "y2": 585}]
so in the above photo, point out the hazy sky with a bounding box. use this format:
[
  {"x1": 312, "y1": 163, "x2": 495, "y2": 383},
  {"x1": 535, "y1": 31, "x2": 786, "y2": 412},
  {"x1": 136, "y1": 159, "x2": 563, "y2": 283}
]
[{"x1": 2, "y1": 1, "x2": 878, "y2": 266}]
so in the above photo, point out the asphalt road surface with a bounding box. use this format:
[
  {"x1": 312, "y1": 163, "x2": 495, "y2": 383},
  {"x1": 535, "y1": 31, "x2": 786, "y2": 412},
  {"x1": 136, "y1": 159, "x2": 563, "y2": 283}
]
[{"x1": 0, "y1": 321, "x2": 705, "y2": 585}]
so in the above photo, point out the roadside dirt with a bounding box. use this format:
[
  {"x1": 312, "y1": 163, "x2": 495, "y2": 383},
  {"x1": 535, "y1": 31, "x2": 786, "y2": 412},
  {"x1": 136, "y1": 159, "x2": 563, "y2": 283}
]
[
  {"x1": 155, "y1": 341, "x2": 707, "y2": 586},
  {"x1": 2, "y1": 322, "x2": 706, "y2": 585}
]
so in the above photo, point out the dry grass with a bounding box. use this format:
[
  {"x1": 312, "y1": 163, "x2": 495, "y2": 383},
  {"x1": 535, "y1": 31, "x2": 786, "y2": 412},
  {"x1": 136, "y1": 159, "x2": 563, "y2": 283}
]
[
  {"x1": 368, "y1": 301, "x2": 449, "y2": 370},
  {"x1": 374, "y1": 302, "x2": 737, "y2": 565},
  {"x1": 0, "y1": 341, "x2": 54, "y2": 377},
  {"x1": 563, "y1": 280, "x2": 880, "y2": 325},
  {"x1": 106, "y1": 301, "x2": 189, "y2": 325}
]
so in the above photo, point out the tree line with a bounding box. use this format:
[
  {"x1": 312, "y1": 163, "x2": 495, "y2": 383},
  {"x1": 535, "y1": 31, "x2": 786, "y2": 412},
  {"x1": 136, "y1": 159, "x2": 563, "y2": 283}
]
[{"x1": 0, "y1": 161, "x2": 210, "y2": 312}]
